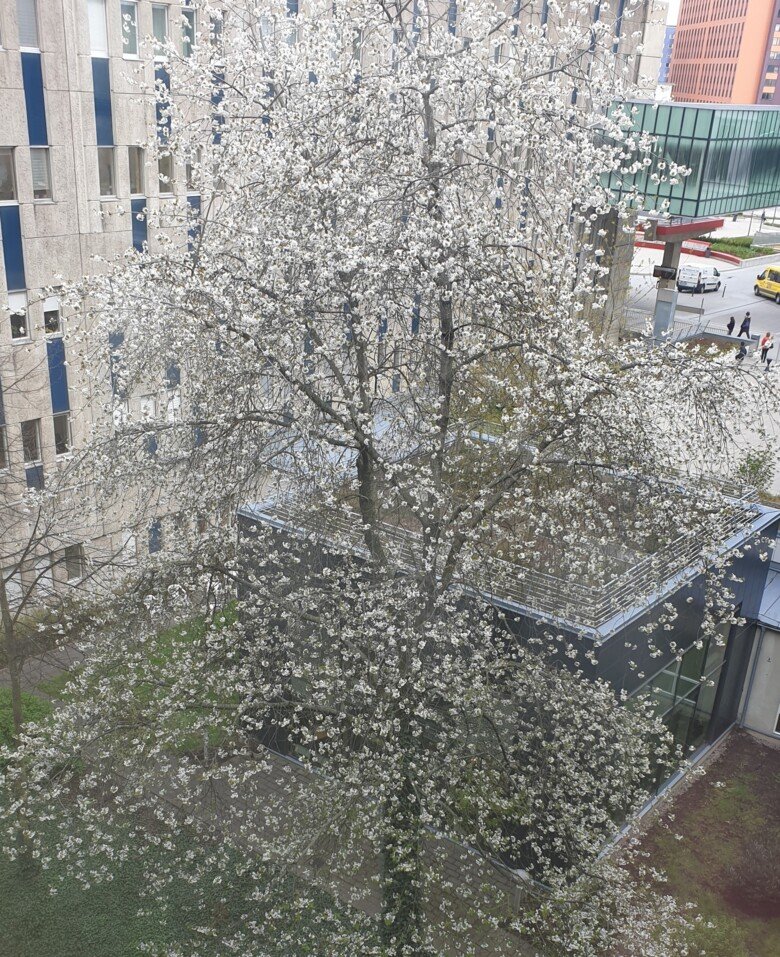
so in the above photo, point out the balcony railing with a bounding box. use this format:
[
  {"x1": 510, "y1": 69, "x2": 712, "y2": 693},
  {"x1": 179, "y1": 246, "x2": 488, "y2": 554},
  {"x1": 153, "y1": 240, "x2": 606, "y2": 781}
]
[{"x1": 246, "y1": 487, "x2": 760, "y2": 633}]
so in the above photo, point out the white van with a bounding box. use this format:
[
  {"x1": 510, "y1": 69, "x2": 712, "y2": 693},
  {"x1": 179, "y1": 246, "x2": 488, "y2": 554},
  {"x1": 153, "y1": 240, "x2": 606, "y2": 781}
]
[{"x1": 676, "y1": 264, "x2": 721, "y2": 293}]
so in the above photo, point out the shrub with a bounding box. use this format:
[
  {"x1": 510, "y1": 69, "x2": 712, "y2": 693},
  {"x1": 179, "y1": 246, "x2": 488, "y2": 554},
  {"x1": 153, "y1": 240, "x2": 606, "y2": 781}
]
[{"x1": 0, "y1": 689, "x2": 52, "y2": 750}]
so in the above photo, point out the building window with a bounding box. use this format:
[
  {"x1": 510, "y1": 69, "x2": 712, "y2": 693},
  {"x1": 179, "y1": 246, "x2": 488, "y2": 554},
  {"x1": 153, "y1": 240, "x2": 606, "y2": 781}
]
[
  {"x1": 16, "y1": 0, "x2": 39, "y2": 50},
  {"x1": 64, "y1": 544, "x2": 85, "y2": 581},
  {"x1": 30, "y1": 146, "x2": 52, "y2": 200},
  {"x1": 9, "y1": 291, "x2": 28, "y2": 340},
  {"x1": 148, "y1": 519, "x2": 162, "y2": 554},
  {"x1": 52, "y1": 412, "x2": 71, "y2": 455},
  {"x1": 128, "y1": 145, "x2": 144, "y2": 195},
  {"x1": 185, "y1": 147, "x2": 201, "y2": 191},
  {"x1": 87, "y1": 0, "x2": 108, "y2": 57},
  {"x1": 97, "y1": 146, "x2": 115, "y2": 196},
  {"x1": 0, "y1": 425, "x2": 7, "y2": 470},
  {"x1": 0, "y1": 148, "x2": 16, "y2": 202},
  {"x1": 120, "y1": 530, "x2": 137, "y2": 563},
  {"x1": 120, "y1": 1, "x2": 138, "y2": 57},
  {"x1": 21, "y1": 418, "x2": 41, "y2": 463},
  {"x1": 158, "y1": 152, "x2": 173, "y2": 194},
  {"x1": 43, "y1": 296, "x2": 61, "y2": 335},
  {"x1": 152, "y1": 4, "x2": 168, "y2": 58},
  {"x1": 181, "y1": 8, "x2": 196, "y2": 58},
  {"x1": 210, "y1": 12, "x2": 224, "y2": 49}
]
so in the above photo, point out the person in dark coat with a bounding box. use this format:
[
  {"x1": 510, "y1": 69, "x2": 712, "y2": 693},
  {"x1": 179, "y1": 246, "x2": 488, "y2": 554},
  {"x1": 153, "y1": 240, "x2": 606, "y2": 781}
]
[
  {"x1": 738, "y1": 312, "x2": 751, "y2": 338},
  {"x1": 727, "y1": 316, "x2": 735, "y2": 335},
  {"x1": 735, "y1": 342, "x2": 747, "y2": 362}
]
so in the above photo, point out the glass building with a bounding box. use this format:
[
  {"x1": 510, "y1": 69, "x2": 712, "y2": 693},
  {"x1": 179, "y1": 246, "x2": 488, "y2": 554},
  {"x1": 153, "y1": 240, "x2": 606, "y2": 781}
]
[{"x1": 609, "y1": 100, "x2": 780, "y2": 217}]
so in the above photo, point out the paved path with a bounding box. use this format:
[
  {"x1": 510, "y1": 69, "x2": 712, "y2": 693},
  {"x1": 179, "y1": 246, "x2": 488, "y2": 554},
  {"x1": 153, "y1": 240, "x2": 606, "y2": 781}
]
[{"x1": 0, "y1": 643, "x2": 82, "y2": 699}]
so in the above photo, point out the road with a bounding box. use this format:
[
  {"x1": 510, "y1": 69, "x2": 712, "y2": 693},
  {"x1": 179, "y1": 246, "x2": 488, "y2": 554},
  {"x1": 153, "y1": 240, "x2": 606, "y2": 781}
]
[{"x1": 629, "y1": 249, "x2": 780, "y2": 338}]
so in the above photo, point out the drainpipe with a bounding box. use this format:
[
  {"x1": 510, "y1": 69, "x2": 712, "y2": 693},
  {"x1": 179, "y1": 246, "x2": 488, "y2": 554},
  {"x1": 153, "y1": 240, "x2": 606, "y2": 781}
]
[{"x1": 739, "y1": 624, "x2": 765, "y2": 726}]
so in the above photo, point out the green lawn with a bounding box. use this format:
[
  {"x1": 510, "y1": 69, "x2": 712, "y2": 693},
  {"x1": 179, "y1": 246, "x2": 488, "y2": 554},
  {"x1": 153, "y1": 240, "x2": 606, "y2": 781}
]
[
  {"x1": 640, "y1": 731, "x2": 780, "y2": 957},
  {"x1": 710, "y1": 236, "x2": 777, "y2": 259},
  {"x1": 0, "y1": 611, "x2": 374, "y2": 957}
]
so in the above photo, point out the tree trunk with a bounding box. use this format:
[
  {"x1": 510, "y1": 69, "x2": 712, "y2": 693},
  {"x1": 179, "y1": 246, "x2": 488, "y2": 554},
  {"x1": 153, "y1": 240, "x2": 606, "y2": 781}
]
[
  {"x1": 380, "y1": 763, "x2": 430, "y2": 957},
  {"x1": 0, "y1": 574, "x2": 24, "y2": 740}
]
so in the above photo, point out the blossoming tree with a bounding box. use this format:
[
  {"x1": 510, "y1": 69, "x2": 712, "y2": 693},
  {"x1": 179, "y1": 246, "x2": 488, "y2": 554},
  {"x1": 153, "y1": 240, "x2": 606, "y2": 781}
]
[{"x1": 2, "y1": 2, "x2": 776, "y2": 955}]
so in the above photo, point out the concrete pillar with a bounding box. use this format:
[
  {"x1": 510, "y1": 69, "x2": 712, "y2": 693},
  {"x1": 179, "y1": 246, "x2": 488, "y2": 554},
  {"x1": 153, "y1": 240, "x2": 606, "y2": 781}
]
[{"x1": 652, "y1": 240, "x2": 682, "y2": 339}]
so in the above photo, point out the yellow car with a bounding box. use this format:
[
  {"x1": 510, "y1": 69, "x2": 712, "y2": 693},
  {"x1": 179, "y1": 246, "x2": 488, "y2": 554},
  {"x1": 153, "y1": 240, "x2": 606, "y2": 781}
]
[{"x1": 755, "y1": 265, "x2": 780, "y2": 303}]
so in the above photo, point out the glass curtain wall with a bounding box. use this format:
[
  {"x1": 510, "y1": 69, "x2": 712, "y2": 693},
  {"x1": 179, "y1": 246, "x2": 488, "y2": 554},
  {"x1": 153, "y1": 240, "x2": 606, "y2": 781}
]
[
  {"x1": 629, "y1": 620, "x2": 730, "y2": 763},
  {"x1": 609, "y1": 102, "x2": 780, "y2": 217}
]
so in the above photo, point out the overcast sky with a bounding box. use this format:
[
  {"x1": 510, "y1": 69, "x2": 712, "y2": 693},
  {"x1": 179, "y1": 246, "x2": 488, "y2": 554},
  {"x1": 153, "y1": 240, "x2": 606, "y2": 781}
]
[{"x1": 666, "y1": 0, "x2": 679, "y2": 25}]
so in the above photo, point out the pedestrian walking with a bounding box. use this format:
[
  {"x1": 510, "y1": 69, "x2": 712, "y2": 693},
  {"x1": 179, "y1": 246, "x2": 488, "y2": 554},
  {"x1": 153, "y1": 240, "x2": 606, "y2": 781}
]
[
  {"x1": 727, "y1": 316, "x2": 735, "y2": 335},
  {"x1": 738, "y1": 312, "x2": 752, "y2": 338},
  {"x1": 765, "y1": 337, "x2": 775, "y2": 372},
  {"x1": 760, "y1": 332, "x2": 771, "y2": 362},
  {"x1": 735, "y1": 342, "x2": 747, "y2": 362}
]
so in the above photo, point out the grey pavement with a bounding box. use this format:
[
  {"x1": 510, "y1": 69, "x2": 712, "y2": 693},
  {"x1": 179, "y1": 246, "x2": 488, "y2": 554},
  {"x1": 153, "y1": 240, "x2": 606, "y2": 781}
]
[
  {"x1": 630, "y1": 249, "x2": 780, "y2": 338},
  {"x1": 629, "y1": 248, "x2": 780, "y2": 498}
]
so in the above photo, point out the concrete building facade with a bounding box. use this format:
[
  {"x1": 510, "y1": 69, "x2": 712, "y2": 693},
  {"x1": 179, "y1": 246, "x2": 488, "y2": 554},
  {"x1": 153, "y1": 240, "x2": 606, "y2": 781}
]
[
  {"x1": 0, "y1": 0, "x2": 202, "y2": 604},
  {"x1": 668, "y1": 0, "x2": 776, "y2": 103}
]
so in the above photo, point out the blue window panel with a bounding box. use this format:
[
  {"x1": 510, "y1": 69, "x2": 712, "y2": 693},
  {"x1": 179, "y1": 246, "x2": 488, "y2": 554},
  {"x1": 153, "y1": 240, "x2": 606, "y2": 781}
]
[
  {"x1": 145, "y1": 434, "x2": 158, "y2": 456},
  {"x1": 165, "y1": 363, "x2": 181, "y2": 388},
  {"x1": 193, "y1": 424, "x2": 205, "y2": 448},
  {"x1": 21, "y1": 53, "x2": 48, "y2": 146},
  {"x1": 91, "y1": 57, "x2": 114, "y2": 146},
  {"x1": 411, "y1": 295, "x2": 421, "y2": 335},
  {"x1": 287, "y1": 0, "x2": 299, "y2": 13},
  {"x1": 187, "y1": 193, "x2": 201, "y2": 252},
  {"x1": 614, "y1": 0, "x2": 626, "y2": 40},
  {"x1": 46, "y1": 337, "x2": 70, "y2": 414},
  {"x1": 156, "y1": 67, "x2": 171, "y2": 141},
  {"x1": 130, "y1": 197, "x2": 147, "y2": 251},
  {"x1": 495, "y1": 175, "x2": 504, "y2": 210},
  {"x1": 25, "y1": 464, "x2": 44, "y2": 490},
  {"x1": 447, "y1": 0, "x2": 457, "y2": 35},
  {"x1": 148, "y1": 520, "x2": 162, "y2": 553},
  {"x1": 344, "y1": 302, "x2": 353, "y2": 342},
  {"x1": 211, "y1": 70, "x2": 224, "y2": 144},
  {"x1": 378, "y1": 316, "x2": 388, "y2": 340},
  {"x1": 392, "y1": 372, "x2": 401, "y2": 393},
  {"x1": 0, "y1": 206, "x2": 26, "y2": 291},
  {"x1": 109, "y1": 330, "x2": 125, "y2": 397}
]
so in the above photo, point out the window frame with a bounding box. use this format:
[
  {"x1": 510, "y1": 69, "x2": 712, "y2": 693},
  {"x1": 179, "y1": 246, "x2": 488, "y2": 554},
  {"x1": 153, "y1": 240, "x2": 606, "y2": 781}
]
[
  {"x1": 158, "y1": 152, "x2": 174, "y2": 196},
  {"x1": 120, "y1": 0, "x2": 139, "y2": 58},
  {"x1": 21, "y1": 417, "x2": 42, "y2": 465},
  {"x1": 152, "y1": 3, "x2": 169, "y2": 60},
  {"x1": 9, "y1": 291, "x2": 29, "y2": 342},
  {"x1": 63, "y1": 544, "x2": 85, "y2": 582},
  {"x1": 0, "y1": 147, "x2": 17, "y2": 204},
  {"x1": 181, "y1": 6, "x2": 196, "y2": 58},
  {"x1": 52, "y1": 411, "x2": 72, "y2": 457},
  {"x1": 16, "y1": 0, "x2": 40, "y2": 52},
  {"x1": 43, "y1": 294, "x2": 61, "y2": 336},
  {"x1": 128, "y1": 145, "x2": 145, "y2": 196},
  {"x1": 0, "y1": 424, "x2": 8, "y2": 471},
  {"x1": 30, "y1": 145, "x2": 53, "y2": 201},
  {"x1": 97, "y1": 145, "x2": 116, "y2": 198},
  {"x1": 87, "y1": 0, "x2": 109, "y2": 57}
]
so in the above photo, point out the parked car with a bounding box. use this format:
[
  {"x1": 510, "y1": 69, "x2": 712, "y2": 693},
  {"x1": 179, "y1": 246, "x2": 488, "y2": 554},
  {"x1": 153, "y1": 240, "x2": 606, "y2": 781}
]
[
  {"x1": 676, "y1": 265, "x2": 721, "y2": 293},
  {"x1": 754, "y1": 265, "x2": 780, "y2": 303}
]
